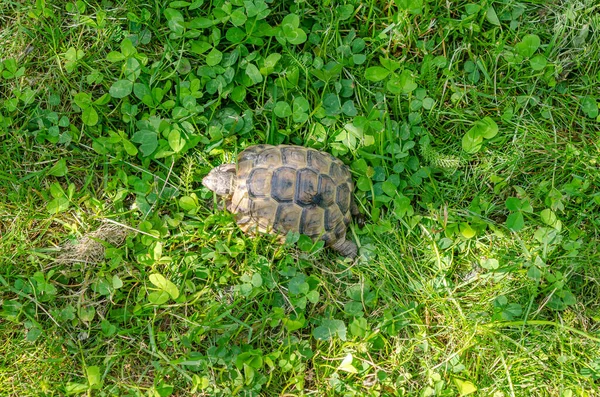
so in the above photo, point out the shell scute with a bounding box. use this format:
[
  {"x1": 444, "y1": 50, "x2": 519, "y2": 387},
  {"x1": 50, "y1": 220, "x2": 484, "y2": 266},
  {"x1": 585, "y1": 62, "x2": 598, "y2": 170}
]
[
  {"x1": 271, "y1": 166, "x2": 296, "y2": 203},
  {"x1": 230, "y1": 145, "x2": 354, "y2": 251},
  {"x1": 307, "y1": 149, "x2": 332, "y2": 173},
  {"x1": 274, "y1": 202, "x2": 302, "y2": 233},
  {"x1": 281, "y1": 146, "x2": 308, "y2": 168},
  {"x1": 336, "y1": 183, "x2": 351, "y2": 215},
  {"x1": 247, "y1": 168, "x2": 272, "y2": 199},
  {"x1": 317, "y1": 174, "x2": 336, "y2": 207},
  {"x1": 299, "y1": 206, "x2": 325, "y2": 237},
  {"x1": 296, "y1": 168, "x2": 319, "y2": 206}
]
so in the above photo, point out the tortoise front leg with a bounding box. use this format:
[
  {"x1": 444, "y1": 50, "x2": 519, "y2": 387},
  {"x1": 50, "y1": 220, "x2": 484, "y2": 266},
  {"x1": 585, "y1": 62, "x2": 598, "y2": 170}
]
[{"x1": 351, "y1": 200, "x2": 365, "y2": 228}]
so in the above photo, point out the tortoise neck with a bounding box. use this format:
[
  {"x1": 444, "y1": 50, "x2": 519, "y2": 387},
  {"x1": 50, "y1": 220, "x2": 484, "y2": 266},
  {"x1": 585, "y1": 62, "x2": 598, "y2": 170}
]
[{"x1": 227, "y1": 172, "x2": 235, "y2": 195}]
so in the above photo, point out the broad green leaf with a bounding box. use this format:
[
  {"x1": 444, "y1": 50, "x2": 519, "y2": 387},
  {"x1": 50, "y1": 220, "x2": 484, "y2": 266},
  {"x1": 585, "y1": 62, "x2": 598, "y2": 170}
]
[
  {"x1": 433, "y1": 55, "x2": 447, "y2": 68},
  {"x1": 520, "y1": 199, "x2": 532, "y2": 212},
  {"x1": 337, "y1": 4, "x2": 354, "y2": 20},
  {"x1": 503, "y1": 303, "x2": 523, "y2": 319},
  {"x1": 380, "y1": 58, "x2": 401, "y2": 72},
  {"x1": 188, "y1": 16, "x2": 213, "y2": 29},
  {"x1": 306, "y1": 289, "x2": 319, "y2": 303},
  {"x1": 364, "y1": 66, "x2": 390, "y2": 82},
  {"x1": 82, "y1": 107, "x2": 99, "y2": 126},
  {"x1": 49, "y1": 182, "x2": 65, "y2": 198},
  {"x1": 580, "y1": 96, "x2": 599, "y2": 118},
  {"x1": 285, "y1": 27, "x2": 307, "y2": 45},
  {"x1": 122, "y1": 138, "x2": 138, "y2": 156},
  {"x1": 292, "y1": 96, "x2": 310, "y2": 123},
  {"x1": 505, "y1": 197, "x2": 522, "y2": 211},
  {"x1": 351, "y1": 158, "x2": 369, "y2": 174},
  {"x1": 357, "y1": 175, "x2": 371, "y2": 192},
  {"x1": 397, "y1": 69, "x2": 418, "y2": 93},
  {"x1": 206, "y1": 48, "x2": 223, "y2": 66},
  {"x1": 323, "y1": 93, "x2": 341, "y2": 116},
  {"x1": 562, "y1": 290, "x2": 576, "y2": 306},
  {"x1": 344, "y1": 301, "x2": 364, "y2": 317},
  {"x1": 486, "y1": 6, "x2": 500, "y2": 26},
  {"x1": 460, "y1": 223, "x2": 476, "y2": 239},
  {"x1": 3, "y1": 58, "x2": 18, "y2": 73},
  {"x1": 282, "y1": 314, "x2": 305, "y2": 332},
  {"x1": 312, "y1": 319, "x2": 347, "y2": 341},
  {"x1": 86, "y1": 366, "x2": 101, "y2": 388},
  {"x1": 338, "y1": 354, "x2": 358, "y2": 374},
  {"x1": 148, "y1": 290, "x2": 170, "y2": 305},
  {"x1": 461, "y1": 129, "x2": 483, "y2": 154},
  {"x1": 281, "y1": 13, "x2": 300, "y2": 28},
  {"x1": 393, "y1": 195, "x2": 413, "y2": 218},
  {"x1": 124, "y1": 57, "x2": 141, "y2": 81},
  {"x1": 179, "y1": 195, "x2": 198, "y2": 212},
  {"x1": 422, "y1": 97, "x2": 435, "y2": 109},
  {"x1": 109, "y1": 80, "x2": 133, "y2": 98},
  {"x1": 231, "y1": 85, "x2": 246, "y2": 102},
  {"x1": 473, "y1": 116, "x2": 498, "y2": 139},
  {"x1": 190, "y1": 40, "x2": 212, "y2": 54},
  {"x1": 101, "y1": 319, "x2": 117, "y2": 336},
  {"x1": 264, "y1": 53, "x2": 282, "y2": 69},
  {"x1": 465, "y1": 4, "x2": 480, "y2": 15},
  {"x1": 48, "y1": 159, "x2": 68, "y2": 177},
  {"x1": 395, "y1": 0, "x2": 423, "y2": 14},
  {"x1": 164, "y1": 8, "x2": 185, "y2": 35},
  {"x1": 352, "y1": 53, "x2": 366, "y2": 65},
  {"x1": 527, "y1": 265, "x2": 542, "y2": 280},
  {"x1": 506, "y1": 211, "x2": 524, "y2": 231},
  {"x1": 230, "y1": 8, "x2": 247, "y2": 26},
  {"x1": 226, "y1": 27, "x2": 246, "y2": 43},
  {"x1": 245, "y1": 63, "x2": 263, "y2": 84},
  {"x1": 495, "y1": 295, "x2": 508, "y2": 307},
  {"x1": 120, "y1": 38, "x2": 137, "y2": 57},
  {"x1": 381, "y1": 180, "x2": 397, "y2": 197},
  {"x1": 251, "y1": 273, "x2": 262, "y2": 288},
  {"x1": 453, "y1": 378, "x2": 478, "y2": 396},
  {"x1": 106, "y1": 51, "x2": 125, "y2": 62},
  {"x1": 540, "y1": 208, "x2": 561, "y2": 230},
  {"x1": 274, "y1": 101, "x2": 292, "y2": 118},
  {"x1": 529, "y1": 54, "x2": 547, "y2": 70},
  {"x1": 65, "y1": 383, "x2": 88, "y2": 394},
  {"x1": 149, "y1": 273, "x2": 179, "y2": 299},
  {"x1": 112, "y1": 275, "x2": 123, "y2": 289},
  {"x1": 352, "y1": 38, "x2": 366, "y2": 53},
  {"x1": 94, "y1": 93, "x2": 111, "y2": 106},
  {"x1": 133, "y1": 83, "x2": 151, "y2": 102},
  {"x1": 246, "y1": 0, "x2": 270, "y2": 19},
  {"x1": 47, "y1": 197, "x2": 70, "y2": 214},
  {"x1": 235, "y1": 351, "x2": 263, "y2": 369},
  {"x1": 288, "y1": 274, "x2": 309, "y2": 295},
  {"x1": 168, "y1": 129, "x2": 185, "y2": 152},
  {"x1": 515, "y1": 34, "x2": 540, "y2": 58},
  {"x1": 341, "y1": 100, "x2": 358, "y2": 116},
  {"x1": 481, "y1": 258, "x2": 499, "y2": 270},
  {"x1": 349, "y1": 317, "x2": 368, "y2": 337},
  {"x1": 73, "y1": 92, "x2": 92, "y2": 109},
  {"x1": 64, "y1": 47, "x2": 84, "y2": 62},
  {"x1": 131, "y1": 129, "x2": 158, "y2": 156}
]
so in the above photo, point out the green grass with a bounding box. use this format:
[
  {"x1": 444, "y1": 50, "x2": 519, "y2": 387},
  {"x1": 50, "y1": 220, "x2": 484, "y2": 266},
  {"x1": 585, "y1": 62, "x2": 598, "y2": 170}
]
[{"x1": 1, "y1": 0, "x2": 600, "y2": 395}]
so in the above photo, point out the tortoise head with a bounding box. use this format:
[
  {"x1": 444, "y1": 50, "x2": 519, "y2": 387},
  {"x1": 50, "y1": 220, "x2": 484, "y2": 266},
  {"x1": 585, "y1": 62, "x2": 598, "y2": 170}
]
[{"x1": 203, "y1": 164, "x2": 236, "y2": 196}]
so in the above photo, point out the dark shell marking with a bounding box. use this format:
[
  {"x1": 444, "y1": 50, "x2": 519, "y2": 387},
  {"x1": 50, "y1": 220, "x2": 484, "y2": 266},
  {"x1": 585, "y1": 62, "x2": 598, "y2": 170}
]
[{"x1": 228, "y1": 145, "x2": 354, "y2": 249}]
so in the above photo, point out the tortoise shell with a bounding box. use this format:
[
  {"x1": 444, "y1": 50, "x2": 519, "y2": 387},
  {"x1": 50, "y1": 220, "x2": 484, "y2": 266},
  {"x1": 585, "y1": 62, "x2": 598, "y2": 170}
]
[{"x1": 228, "y1": 144, "x2": 354, "y2": 250}]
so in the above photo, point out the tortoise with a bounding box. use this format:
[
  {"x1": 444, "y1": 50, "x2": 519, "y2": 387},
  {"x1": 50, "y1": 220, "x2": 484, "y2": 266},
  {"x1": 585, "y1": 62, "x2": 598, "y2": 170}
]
[{"x1": 202, "y1": 144, "x2": 358, "y2": 258}]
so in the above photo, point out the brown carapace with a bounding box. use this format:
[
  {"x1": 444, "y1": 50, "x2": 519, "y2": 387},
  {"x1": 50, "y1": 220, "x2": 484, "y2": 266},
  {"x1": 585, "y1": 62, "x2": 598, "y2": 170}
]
[{"x1": 203, "y1": 145, "x2": 358, "y2": 258}]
